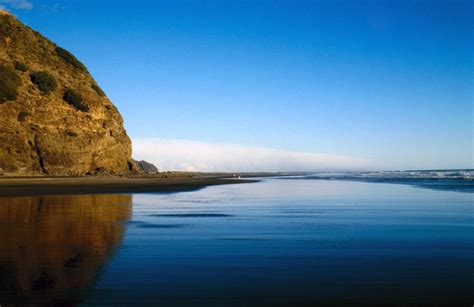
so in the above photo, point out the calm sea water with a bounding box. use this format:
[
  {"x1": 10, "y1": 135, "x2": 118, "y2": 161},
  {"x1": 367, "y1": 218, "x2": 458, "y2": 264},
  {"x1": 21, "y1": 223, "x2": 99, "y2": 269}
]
[{"x1": 0, "y1": 179, "x2": 472, "y2": 306}]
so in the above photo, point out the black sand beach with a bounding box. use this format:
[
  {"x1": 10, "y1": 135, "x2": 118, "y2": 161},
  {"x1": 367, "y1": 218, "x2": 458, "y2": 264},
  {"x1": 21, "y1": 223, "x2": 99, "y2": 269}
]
[{"x1": 0, "y1": 175, "x2": 258, "y2": 197}]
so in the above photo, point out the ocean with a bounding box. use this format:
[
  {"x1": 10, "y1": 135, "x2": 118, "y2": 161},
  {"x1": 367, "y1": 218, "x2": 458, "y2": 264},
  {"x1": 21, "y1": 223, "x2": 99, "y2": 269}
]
[{"x1": 0, "y1": 176, "x2": 472, "y2": 306}]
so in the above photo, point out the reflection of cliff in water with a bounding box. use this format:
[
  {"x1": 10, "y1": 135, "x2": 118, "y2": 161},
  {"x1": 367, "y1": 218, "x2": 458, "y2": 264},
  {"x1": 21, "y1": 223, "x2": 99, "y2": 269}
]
[{"x1": 0, "y1": 194, "x2": 132, "y2": 305}]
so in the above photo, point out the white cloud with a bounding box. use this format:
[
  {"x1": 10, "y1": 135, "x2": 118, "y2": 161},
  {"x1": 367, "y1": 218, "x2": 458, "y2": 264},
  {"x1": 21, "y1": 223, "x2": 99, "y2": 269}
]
[
  {"x1": 132, "y1": 138, "x2": 370, "y2": 172},
  {"x1": 0, "y1": 0, "x2": 33, "y2": 10}
]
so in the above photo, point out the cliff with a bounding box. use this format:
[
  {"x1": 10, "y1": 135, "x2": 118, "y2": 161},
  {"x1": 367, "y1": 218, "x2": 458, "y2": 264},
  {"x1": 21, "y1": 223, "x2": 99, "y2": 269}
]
[{"x1": 0, "y1": 11, "x2": 136, "y2": 176}]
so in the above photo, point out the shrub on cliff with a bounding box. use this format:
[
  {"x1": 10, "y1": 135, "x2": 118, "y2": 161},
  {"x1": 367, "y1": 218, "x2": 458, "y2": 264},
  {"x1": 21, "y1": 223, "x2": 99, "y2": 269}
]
[
  {"x1": 63, "y1": 89, "x2": 89, "y2": 112},
  {"x1": 17, "y1": 111, "x2": 29, "y2": 121},
  {"x1": 0, "y1": 65, "x2": 21, "y2": 103},
  {"x1": 91, "y1": 83, "x2": 105, "y2": 97},
  {"x1": 14, "y1": 62, "x2": 28, "y2": 72},
  {"x1": 30, "y1": 71, "x2": 57, "y2": 94},
  {"x1": 65, "y1": 129, "x2": 78, "y2": 137},
  {"x1": 56, "y1": 47, "x2": 87, "y2": 71}
]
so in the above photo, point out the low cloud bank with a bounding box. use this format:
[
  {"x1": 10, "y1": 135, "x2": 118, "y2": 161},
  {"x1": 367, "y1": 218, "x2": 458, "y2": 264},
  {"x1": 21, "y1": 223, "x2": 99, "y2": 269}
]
[{"x1": 132, "y1": 138, "x2": 369, "y2": 172}]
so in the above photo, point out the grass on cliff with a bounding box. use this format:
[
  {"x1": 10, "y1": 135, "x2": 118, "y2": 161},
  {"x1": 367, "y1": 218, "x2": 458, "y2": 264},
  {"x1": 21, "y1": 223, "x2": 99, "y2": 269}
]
[
  {"x1": 0, "y1": 65, "x2": 21, "y2": 103},
  {"x1": 30, "y1": 71, "x2": 57, "y2": 94},
  {"x1": 56, "y1": 47, "x2": 87, "y2": 71},
  {"x1": 63, "y1": 89, "x2": 89, "y2": 112}
]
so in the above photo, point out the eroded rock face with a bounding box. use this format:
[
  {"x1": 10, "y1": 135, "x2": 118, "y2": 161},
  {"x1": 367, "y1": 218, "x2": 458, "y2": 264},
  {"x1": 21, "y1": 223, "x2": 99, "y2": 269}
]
[{"x1": 0, "y1": 11, "x2": 135, "y2": 176}]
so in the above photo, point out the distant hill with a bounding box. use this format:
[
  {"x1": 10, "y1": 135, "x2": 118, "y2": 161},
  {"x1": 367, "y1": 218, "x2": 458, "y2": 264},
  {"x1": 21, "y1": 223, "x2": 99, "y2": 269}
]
[
  {"x1": 0, "y1": 11, "x2": 138, "y2": 176},
  {"x1": 133, "y1": 160, "x2": 159, "y2": 174}
]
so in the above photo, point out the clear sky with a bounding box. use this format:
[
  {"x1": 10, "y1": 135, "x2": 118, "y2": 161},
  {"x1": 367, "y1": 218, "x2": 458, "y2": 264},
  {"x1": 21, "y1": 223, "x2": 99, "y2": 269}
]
[{"x1": 4, "y1": 0, "x2": 473, "y2": 171}]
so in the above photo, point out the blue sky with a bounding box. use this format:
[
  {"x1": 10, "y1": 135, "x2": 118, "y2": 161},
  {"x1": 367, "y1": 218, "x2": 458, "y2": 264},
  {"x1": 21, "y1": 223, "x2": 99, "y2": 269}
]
[{"x1": 4, "y1": 0, "x2": 473, "y2": 171}]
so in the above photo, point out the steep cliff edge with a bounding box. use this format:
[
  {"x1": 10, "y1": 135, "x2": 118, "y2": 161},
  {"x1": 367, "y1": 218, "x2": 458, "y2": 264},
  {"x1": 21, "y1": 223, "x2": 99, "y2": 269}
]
[{"x1": 0, "y1": 11, "x2": 136, "y2": 176}]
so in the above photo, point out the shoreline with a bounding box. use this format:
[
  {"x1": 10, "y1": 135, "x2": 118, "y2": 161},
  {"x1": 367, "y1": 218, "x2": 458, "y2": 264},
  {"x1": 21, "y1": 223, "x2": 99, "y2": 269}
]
[{"x1": 0, "y1": 176, "x2": 259, "y2": 197}]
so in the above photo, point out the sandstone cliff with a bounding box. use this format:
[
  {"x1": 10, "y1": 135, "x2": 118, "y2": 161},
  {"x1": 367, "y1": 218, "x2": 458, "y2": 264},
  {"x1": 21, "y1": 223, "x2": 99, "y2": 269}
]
[{"x1": 0, "y1": 11, "x2": 136, "y2": 176}]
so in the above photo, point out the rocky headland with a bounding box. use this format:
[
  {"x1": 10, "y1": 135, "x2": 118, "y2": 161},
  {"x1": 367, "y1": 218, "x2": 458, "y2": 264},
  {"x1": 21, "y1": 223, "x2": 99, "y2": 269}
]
[{"x1": 0, "y1": 10, "x2": 137, "y2": 176}]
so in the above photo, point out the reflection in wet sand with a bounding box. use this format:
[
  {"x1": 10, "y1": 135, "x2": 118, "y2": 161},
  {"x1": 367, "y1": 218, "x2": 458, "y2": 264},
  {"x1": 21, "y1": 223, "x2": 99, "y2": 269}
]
[{"x1": 0, "y1": 194, "x2": 132, "y2": 305}]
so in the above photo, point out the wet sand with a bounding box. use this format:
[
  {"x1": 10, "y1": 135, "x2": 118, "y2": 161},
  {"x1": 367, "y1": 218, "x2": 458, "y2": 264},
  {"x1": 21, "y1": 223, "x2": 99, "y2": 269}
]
[{"x1": 0, "y1": 175, "x2": 258, "y2": 197}]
